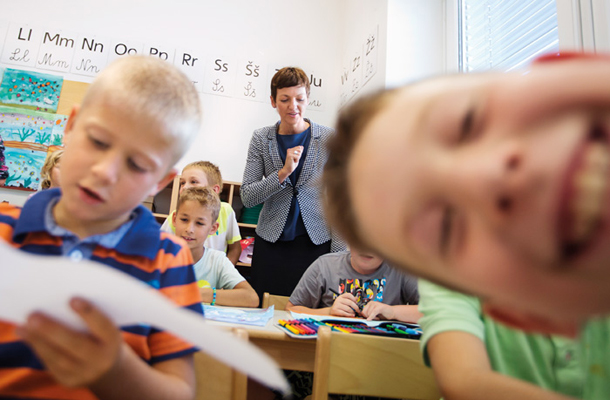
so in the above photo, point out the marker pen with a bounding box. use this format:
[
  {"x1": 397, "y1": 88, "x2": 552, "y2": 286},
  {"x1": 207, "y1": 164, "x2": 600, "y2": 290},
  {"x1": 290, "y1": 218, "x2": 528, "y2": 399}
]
[{"x1": 390, "y1": 324, "x2": 420, "y2": 335}]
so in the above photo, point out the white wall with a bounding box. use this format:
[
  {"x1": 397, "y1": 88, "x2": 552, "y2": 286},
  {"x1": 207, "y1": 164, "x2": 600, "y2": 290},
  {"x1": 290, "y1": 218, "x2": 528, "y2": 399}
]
[
  {"x1": 336, "y1": 0, "x2": 388, "y2": 103},
  {"x1": 0, "y1": 0, "x2": 452, "y2": 206},
  {"x1": 0, "y1": 0, "x2": 349, "y2": 199},
  {"x1": 591, "y1": 0, "x2": 609, "y2": 51},
  {"x1": 385, "y1": 0, "x2": 447, "y2": 88}
]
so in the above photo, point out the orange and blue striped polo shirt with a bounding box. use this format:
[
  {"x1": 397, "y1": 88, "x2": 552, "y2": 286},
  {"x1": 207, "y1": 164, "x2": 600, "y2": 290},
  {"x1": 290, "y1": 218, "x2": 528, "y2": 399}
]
[{"x1": 0, "y1": 189, "x2": 203, "y2": 400}]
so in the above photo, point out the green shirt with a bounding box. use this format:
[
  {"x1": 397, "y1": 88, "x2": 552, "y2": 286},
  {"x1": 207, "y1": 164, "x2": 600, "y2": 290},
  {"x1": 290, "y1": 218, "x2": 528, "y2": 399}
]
[
  {"x1": 581, "y1": 316, "x2": 610, "y2": 399},
  {"x1": 418, "y1": 279, "x2": 584, "y2": 398}
]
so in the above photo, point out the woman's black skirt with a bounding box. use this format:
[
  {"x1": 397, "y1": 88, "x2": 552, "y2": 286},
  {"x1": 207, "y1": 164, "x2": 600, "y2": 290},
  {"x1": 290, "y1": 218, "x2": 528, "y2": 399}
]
[{"x1": 251, "y1": 232, "x2": 331, "y2": 305}]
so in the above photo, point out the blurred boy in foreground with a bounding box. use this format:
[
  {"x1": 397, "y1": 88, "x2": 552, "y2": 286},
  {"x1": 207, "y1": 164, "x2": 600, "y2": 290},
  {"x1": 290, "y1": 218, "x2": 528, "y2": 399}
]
[
  {"x1": 323, "y1": 53, "x2": 610, "y2": 399},
  {"x1": 0, "y1": 55, "x2": 203, "y2": 399}
]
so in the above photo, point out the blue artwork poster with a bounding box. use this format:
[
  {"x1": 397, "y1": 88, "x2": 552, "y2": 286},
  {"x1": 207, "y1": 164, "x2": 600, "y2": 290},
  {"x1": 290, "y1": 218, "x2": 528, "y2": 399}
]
[
  {"x1": 0, "y1": 106, "x2": 55, "y2": 145},
  {"x1": 0, "y1": 68, "x2": 64, "y2": 113},
  {"x1": 0, "y1": 106, "x2": 63, "y2": 191},
  {"x1": 3, "y1": 147, "x2": 47, "y2": 190}
]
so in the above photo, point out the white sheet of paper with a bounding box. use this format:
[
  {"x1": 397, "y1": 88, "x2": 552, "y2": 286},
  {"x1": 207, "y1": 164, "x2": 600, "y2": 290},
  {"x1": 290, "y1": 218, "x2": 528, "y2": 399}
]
[{"x1": 0, "y1": 241, "x2": 288, "y2": 393}]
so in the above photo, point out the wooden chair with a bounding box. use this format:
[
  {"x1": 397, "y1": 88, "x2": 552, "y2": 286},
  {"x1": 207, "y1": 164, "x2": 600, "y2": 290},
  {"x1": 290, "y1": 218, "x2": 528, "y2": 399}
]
[
  {"x1": 311, "y1": 326, "x2": 441, "y2": 400},
  {"x1": 262, "y1": 292, "x2": 290, "y2": 310},
  {"x1": 194, "y1": 328, "x2": 248, "y2": 400}
]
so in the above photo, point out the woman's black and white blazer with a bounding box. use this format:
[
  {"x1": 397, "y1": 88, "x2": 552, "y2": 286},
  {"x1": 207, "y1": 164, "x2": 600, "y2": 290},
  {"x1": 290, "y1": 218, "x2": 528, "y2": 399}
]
[{"x1": 240, "y1": 119, "x2": 345, "y2": 252}]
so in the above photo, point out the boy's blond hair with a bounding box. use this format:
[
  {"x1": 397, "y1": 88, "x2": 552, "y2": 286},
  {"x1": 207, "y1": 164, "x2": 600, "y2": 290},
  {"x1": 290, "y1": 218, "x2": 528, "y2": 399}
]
[
  {"x1": 323, "y1": 88, "x2": 400, "y2": 252},
  {"x1": 183, "y1": 161, "x2": 223, "y2": 193},
  {"x1": 81, "y1": 55, "x2": 201, "y2": 165},
  {"x1": 39, "y1": 149, "x2": 63, "y2": 190},
  {"x1": 176, "y1": 186, "x2": 221, "y2": 222}
]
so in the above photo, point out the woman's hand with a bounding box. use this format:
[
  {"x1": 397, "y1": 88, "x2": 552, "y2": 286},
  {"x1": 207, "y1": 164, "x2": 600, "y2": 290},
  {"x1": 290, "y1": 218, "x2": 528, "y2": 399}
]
[{"x1": 278, "y1": 145, "x2": 304, "y2": 183}]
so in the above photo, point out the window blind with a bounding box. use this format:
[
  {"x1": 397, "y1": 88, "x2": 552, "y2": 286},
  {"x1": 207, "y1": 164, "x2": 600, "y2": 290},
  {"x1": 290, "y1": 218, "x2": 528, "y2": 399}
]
[{"x1": 459, "y1": 0, "x2": 560, "y2": 72}]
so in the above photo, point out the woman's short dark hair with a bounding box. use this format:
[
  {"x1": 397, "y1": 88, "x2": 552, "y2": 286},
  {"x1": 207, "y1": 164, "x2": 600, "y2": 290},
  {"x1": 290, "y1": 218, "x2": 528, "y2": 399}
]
[{"x1": 270, "y1": 67, "x2": 310, "y2": 101}]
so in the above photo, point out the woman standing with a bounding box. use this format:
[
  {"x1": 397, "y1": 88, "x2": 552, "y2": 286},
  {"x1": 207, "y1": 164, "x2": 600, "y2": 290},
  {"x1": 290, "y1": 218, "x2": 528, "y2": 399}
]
[{"x1": 241, "y1": 67, "x2": 344, "y2": 300}]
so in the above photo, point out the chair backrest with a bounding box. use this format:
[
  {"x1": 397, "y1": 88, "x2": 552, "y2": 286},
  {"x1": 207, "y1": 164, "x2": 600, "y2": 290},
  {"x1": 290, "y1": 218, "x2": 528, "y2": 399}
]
[
  {"x1": 194, "y1": 328, "x2": 248, "y2": 400},
  {"x1": 262, "y1": 292, "x2": 290, "y2": 310},
  {"x1": 311, "y1": 326, "x2": 441, "y2": 400}
]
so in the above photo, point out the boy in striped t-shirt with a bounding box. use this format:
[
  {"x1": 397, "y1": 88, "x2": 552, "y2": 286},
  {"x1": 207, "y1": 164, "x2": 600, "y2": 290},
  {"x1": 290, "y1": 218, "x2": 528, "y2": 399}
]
[{"x1": 0, "y1": 55, "x2": 203, "y2": 400}]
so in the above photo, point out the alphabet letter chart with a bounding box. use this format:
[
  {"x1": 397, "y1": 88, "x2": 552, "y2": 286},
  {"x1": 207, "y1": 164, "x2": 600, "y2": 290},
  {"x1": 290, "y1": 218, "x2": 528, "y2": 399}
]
[
  {"x1": 37, "y1": 29, "x2": 78, "y2": 73},
  {"x1": 2, "y1": 24, "x2": 40, "y2": 69},
  {"x1": 175, "y1": 47, "x2": 205, "y2": 93},
  {"x1": 204, "y1": 55, "x2": 235, "y2": 98},
  {"x1": 237, "y1": 58, "x2": 266, "y2": 103},
  {"x1": 0, "y1": 21, "x2": 329, "y2": 109},
  {"x1": 339, "y1": 24, "x2": 378, "y2": 108},
  {"x1": 72, "y1": 34, "x2": 112, "y2": 77}
]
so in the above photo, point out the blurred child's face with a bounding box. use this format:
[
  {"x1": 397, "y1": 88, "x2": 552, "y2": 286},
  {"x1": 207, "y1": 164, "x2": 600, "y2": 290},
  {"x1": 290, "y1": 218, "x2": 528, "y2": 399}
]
[
  {"x1": 350, "y1": 248, "x2": 384, "y2": 275},
  {"x1": 172, "y1": 200, "x2": 218, "y2": 253},
  {"x1": 57, "y1": 94, "x2": 176, "y2": 233},
  {"x1": 348, "y1": 57, "x2": 610, "y2": 321},
  {"x1": 179, "y1": 168, "x2": 209, "y2": 194}
]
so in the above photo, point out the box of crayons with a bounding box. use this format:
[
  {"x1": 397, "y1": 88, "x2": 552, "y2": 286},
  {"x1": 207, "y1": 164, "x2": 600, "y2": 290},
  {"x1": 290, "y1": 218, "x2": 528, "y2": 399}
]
[{"x1": 277, "y1": 318, "x2": 422, "y2": 340}]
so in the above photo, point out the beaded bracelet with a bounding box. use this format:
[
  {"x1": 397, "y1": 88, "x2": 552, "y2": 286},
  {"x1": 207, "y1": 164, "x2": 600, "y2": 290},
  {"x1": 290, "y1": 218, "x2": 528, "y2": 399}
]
[{"x1": 211, "y1": 287, "x2": 217, "y2": 306}]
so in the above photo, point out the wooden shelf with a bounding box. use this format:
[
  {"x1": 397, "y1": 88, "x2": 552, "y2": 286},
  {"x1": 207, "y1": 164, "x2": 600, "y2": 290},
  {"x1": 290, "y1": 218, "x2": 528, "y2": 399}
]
[{"x1": 145, "y1": 177, "x2": 258, "y2": 243}]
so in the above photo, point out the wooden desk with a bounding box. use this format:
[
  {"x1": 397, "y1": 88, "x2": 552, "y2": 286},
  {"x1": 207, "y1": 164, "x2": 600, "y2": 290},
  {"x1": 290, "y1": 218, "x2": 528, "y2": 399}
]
[
  {"x1": 196, "y1": 310, "x2": 436, "y2": 400},
  {"x1": 207, "y1": 309, "x2": 317, "y2": 372}
]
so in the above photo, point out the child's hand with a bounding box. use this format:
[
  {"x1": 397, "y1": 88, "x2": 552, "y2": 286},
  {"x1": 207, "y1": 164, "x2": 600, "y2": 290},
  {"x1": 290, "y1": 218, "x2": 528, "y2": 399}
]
[
  {"x1": 361, "y1": 301, "x2": 394, "y2": 321},
  {"x1": 16, "y1": 297, "x2": 124, "y2": 388},
  {"x1": 199, "y1": 287, "x2": 214, "y2": 304},
  {"x1": 330, "y1": 293, "x2": 361, "y2": 317}
]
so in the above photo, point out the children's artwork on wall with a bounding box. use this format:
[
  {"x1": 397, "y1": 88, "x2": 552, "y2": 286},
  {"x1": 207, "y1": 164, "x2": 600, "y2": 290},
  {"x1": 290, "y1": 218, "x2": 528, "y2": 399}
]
[
  {"x1": 0, "y1": 105, "x2": 60, "y2": 191},
  {"x1": 0, "y1": 106, "x2": 55, "y2": 145},
  {"x1": 0, "y1": 68, "x2": 64, "y2": 113},
  {"x1": 50, "y1": 114, "x2": 67, "y2": 149},
  {"x1": 0, "y1": 135, "x2": 9, "y2": 184},
  {"x1": 3, "y1": 146, "x2": 47, "y2": 190}
]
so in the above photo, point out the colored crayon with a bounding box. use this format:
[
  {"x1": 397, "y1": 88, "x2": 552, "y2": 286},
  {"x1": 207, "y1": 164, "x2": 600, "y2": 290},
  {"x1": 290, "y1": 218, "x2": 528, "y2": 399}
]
[
  {"x1": 279, "y1": 319, "x2": 301, "y2": 335},
  {"x1": 296, "y1": 321, "x2": 316, "y2": 335}
]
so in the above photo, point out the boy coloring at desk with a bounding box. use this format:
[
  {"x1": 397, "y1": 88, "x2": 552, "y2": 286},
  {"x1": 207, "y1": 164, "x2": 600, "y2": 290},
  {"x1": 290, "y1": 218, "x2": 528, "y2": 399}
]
[
  {"x1": 173, "y1": 186, "x2": 259, "y2": 307},
  {"x1": 323, "y1": 53, "x2": 610, "y2": 399},
  {"x1": 0, "y1": 56, "x2": 204, "y2": 400},
  {"x1": 278, "y1": 248, "x2": 420, "y2": 400},
  {"x1": 286, "y1": 248, "x2": 421, "y2": 323},
  {"x1": 161, "y1": 161, "x2": 242, "y2": 265}
]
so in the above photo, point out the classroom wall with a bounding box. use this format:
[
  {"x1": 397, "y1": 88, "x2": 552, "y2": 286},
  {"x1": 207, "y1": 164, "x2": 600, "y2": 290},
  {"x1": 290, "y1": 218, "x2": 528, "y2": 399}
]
[
  {"x1": 385, "y1": 0, "x2": 447, "y2": 87},
  {"x1": 1, "y1": 1, "x2": 605, "y2": 206},
  {"x1": 0, "y1": 0, "x2": 395, "y2": 206},
  {"x1": 336, "y1": 1, "x2": 388, "y2": 106},
  {"x1": 591, "y1": 0, "x2": 609, "y2": 51}
]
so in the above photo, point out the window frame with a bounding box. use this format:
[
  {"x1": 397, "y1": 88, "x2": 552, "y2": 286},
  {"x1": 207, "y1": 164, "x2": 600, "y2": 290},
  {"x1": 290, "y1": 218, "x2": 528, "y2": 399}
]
[{"x1": 445, "y1": 0, "x2": 605, "y2": 73}]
